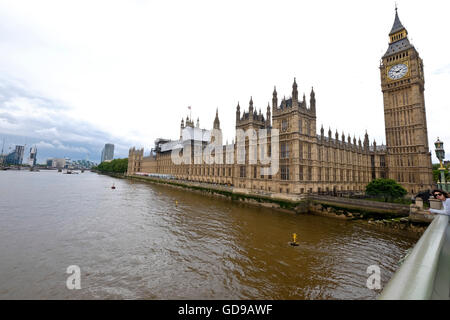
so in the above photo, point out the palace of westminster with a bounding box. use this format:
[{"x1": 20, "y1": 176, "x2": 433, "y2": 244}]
[{"x1": 128, "y1": 9, "x2": 434, "y2": 195}]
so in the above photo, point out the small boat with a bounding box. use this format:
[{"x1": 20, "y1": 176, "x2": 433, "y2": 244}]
[{"x1": 111, "y1": 183, "x2": 116, "y2": 189}]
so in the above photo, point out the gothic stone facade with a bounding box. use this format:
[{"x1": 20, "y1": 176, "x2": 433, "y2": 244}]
[{"x1": 128, "y1": 10, "x2": 433, "y2": 195}]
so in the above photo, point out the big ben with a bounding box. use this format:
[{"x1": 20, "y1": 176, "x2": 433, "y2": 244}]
[{"x1": 380, "y1": 8, "x2": 433, "y2": 194}]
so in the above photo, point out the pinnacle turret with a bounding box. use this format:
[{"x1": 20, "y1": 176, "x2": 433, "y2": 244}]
[
  {"x1": 272, "y1": 86, "x2": 278, "y2": 111},
  {"x1": 213, "y1": 108, "x2": 220, "y2": 130},
  {"x1": 236, "y1": 102, "x2": 240, "y2": 122},
  {"x1": 249, "y1": 96, "x2": 254, "y2": 118},
  {"x1": 310, "y1": 87, "x2": 316, "y2": 112},
  {"x1": 292, "y1": 78, "x2": 298, "y2": 102}
]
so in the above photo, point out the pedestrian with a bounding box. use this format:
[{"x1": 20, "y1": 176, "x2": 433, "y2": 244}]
[{"x1": 429, "y1": 189, "x2": 450, "y2": 216}]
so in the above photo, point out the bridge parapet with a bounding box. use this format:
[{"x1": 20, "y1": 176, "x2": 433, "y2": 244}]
[{"x1": 378, "y1": 213, "x2": 449, "y2": 299}]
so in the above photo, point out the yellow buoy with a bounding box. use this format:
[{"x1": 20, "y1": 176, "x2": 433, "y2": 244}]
[
  {"x1": 289, "y1": 233, "x2": 299, "y2": 246},
  {"x1": 175, "y1": 200, "x2": 178, "y2": 207}
]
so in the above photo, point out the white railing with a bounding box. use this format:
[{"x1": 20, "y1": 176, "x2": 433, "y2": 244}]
[{"x1": 378, "y1": 214, "x2": 449, "y2": 299}]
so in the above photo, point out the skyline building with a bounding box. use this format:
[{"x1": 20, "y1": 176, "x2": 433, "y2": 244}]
[
  {"x1": 28, "y1": 146, "x2": 37, "y2": 167},
  {"x1": 101, "y1": 143, "x2": 114, "y2": 163},
  {"x1": 4, "y1": 145, "x2": 25, "y2": 166},
  {"x1": 46, "y1": 158, "x2": 66, "y2": 169}
]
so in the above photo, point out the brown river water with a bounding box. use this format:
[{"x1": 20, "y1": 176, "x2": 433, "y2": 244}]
[{"x1": 0, "y1": 170, "x2": 417, "y2": 299}]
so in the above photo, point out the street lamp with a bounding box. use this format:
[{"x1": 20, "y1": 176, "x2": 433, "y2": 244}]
[
  {"x1": 434, "y1": 138, "x2": 446, "y2": 189},
  {"x1": 434, "y1": 137, "x2": 445, "y2": 169}
]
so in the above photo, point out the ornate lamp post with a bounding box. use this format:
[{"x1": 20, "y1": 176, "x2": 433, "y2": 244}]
[{"x1": 434, "y1": 137, "x2": 447, "y2": 190}]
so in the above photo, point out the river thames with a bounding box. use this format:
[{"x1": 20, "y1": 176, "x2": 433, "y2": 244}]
[{"x1": 0, "y1": 170, "x2": 417, "y2": 299}]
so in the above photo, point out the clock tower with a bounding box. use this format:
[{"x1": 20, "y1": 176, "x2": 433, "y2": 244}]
[{"x1": 380, "y1": 8, "x2": 433, "y2": 194}]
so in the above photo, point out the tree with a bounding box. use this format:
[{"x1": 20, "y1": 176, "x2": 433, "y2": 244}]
[
  {"x1": 95, "y1": 158, "x2": 128, "y2": 174},
  {"x1": 365, "y1": 178, "x2": 407, "y2": 202}
]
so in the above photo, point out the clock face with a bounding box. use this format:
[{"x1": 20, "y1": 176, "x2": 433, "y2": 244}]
[{"x1": 388, "y1": 63, "x2": 408, "y2": 80}]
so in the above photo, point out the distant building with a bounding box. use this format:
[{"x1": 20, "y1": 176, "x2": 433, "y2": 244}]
[
  {"x1": 4, "y1": 145, "x2": 25, "y2": 165},
  {"x1": 46, "y1": 158, "x2": 54, "y2": 167},
  {"x1": 28, "y1": 146, "x2": 37, "y2": 166},
  {"x1": 101, "y1": 143, "x2": 114, "y2": 162},
  {"x1": 72, "y1": 159, "x2": 97, "y2": 169},
  {"x1": 64, "y1": 157, "x2": 71, "y2": 168},
  {"x1": 46, "y1": 158, "x2": 66, "y2": 169},
  {"x1": 55, "y1": 158, "x2": 66, "y2": 168}
]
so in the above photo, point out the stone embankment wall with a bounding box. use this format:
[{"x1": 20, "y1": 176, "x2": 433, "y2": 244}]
[
  {"x1": 127, "y1": 174, "x2": 311, "y2": 214},
  {"x1": 307, "y1": 196, "x2": 427, "y2": 236},
  {"x1": 308, "y1": 195, "x2": 409, "y2": 219},
  {"x1": 356, "y1": 197, "x2": 443, "y2": 236}
]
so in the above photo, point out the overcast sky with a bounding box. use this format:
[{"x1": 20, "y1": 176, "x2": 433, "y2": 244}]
[{"x1": 0, "y1": 0, "x2": 449, "y2": 163}]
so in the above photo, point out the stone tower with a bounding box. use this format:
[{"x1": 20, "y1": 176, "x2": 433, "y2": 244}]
[
  {"x1": 235, "y1": 97, "x2": 267, "y2": 187},
  {"x1": 380, "y1": 8, "x2": 433, "y2": 193},
  {"x1": 235, "y1": 97, "x2": 266, "y2": 131},
  {"x1": 271, "y1": 79, "x2": 317, "y2": 193}
]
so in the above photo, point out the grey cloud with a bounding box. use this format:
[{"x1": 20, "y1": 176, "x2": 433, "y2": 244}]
[
  {"x1": 0, "y1": 77, "x2": 68, "y2": 111},
  {"x1": 0, "y1": 77, "x2": 134, "y2": 162},
  {"x1": 0, "y1": 111, "x2": 18, "y2": 124}
]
